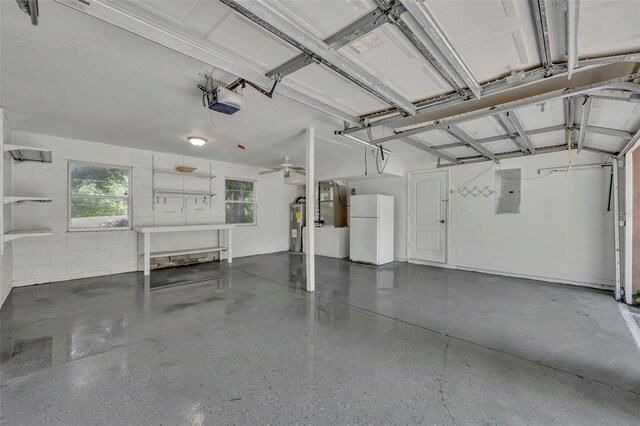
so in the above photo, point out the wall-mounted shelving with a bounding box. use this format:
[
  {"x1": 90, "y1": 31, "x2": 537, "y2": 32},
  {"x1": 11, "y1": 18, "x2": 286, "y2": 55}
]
[
  {"x1": 4, "y1": 229, "x2": 53, "y2": 243},
  {"x1": 1, "y1": 141, "x2": 55, "y2": 253},
  {"x1": 4, "y1": 196, "x2": 52, "y2": 204},
  {"x1": 153, "y1": 169, "x2": 216, "y2": 180},
  {"x1": 154, "y1": 189, "x2": 216, "y2": 197},
  {"x1": 151, "y1": 157, "x2": 217, "y2": 217},
  {"x1": 3, "y1": 144, "x2": 52, "y2": 163}
]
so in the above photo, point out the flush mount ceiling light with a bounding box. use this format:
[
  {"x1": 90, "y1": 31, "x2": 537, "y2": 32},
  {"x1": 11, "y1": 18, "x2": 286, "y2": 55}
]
[{"x1": 187, "y1": 136, "x2": 207, "y2": 147}]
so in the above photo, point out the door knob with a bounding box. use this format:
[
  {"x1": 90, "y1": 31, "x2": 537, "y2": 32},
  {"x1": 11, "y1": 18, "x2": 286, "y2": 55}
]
[{"x1": 440, "y1": 220, "x2": 445, "y2": 224}]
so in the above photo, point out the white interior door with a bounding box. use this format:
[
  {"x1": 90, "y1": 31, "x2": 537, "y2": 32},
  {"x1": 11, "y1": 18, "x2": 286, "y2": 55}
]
[{"x1": 409, "y1": 170, "x2": 448, "y2": 263}]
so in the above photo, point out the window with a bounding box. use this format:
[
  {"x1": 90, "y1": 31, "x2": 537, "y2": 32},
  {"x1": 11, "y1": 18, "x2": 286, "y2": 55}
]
[
  {"x1": 225, "y1": 179, "x2": 256, "y2": 225},
  {"x1": 68, "y1": 162, "x2": 132, "y2": 231}
]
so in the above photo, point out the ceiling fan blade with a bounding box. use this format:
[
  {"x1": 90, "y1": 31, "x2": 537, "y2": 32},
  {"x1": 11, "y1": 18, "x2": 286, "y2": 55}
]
[
  {"x1": 294, "y1": 170, "x2": 306, "y2": 176},
  {"x1": 259, "y1": 169, "x2": 280, "y2": 175},
  {"x1": 292, "y1": 167, "x2": 306, "y2": 171}
]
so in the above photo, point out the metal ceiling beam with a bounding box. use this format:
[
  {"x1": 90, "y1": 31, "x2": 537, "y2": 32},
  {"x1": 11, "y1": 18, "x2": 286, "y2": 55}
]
[
  {"x1": 219, "y1": 0, "x2": 416, "y2": 115},
  {"x1": 430, "y1": 124, "x2": 568, "y2": 150},
  {"x1": 493, "y1": 114, "x2": 524, "y2": 151},
  {"x1": 582, "y1": 125, "x2": 633, "y2": 139},
  {"x1": 340, "y1": 53, "x2": 640, "y2": 134},
  {"x1": 567, "y1": 0, "x2": 580, "y2": 79},
  {"x1": 337, "y1": 133, "x2": 391, "y2": 155},
  {"x1": 52, "y1": 0, "x2": 363, "y2": 127},
  {"x1": 402, "y1": 136, "x2": 460, "y2": 164},
  {"x1": 590, "y1": 94, "x2": 640, "y2": 103},
  {"x1": 362, "y1": 76, "x2": 640, "y2": 145},
  {"x1": 345, "y1": 59, "x2": 640, "y2": 135},
  {"x1": 430, "y1": 123, "x2": 630, "y2": 150},
  {"x1": 394, "y1": 19, "x2": 462, "y2": 92},
  {"x1": 501, "y1": 111, "x2": 537, "y2": 154},
  {"x1": 576, "y1": 96, "x2": 592, "y2": 153},
  {"x1": 618, "y1": 127, "x2": 640, "y2": 158},
  {"x1": 436, "y1": 144, "x2": 574, "y2": 168},
  {"x1": 372, "y1": 0, "x2": 463, "y2": 92},
  {"x1": 445, "y1": 125, "x2": 497, "y2": 160},
  {"x1": 398, "y1": 0, "x2": 481, "y2": 99},
  {"x1": 531, "y1": 0, "x2": 553, "y2": 69},
  {"x1": 266, "y1": 4, "x2": 405, "y2": 80}
]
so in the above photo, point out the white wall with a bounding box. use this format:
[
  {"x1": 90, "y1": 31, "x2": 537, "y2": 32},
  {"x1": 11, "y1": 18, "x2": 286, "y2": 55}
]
[
  {"x1": 353, "y1": 150, "x2": 615, "y2": 288},
  {"x1": 9, "y1": 131, "x2": 302, "y2": 287},
  {"x1": 1, "y1": 111, "x2": 14, "y2": 306}
]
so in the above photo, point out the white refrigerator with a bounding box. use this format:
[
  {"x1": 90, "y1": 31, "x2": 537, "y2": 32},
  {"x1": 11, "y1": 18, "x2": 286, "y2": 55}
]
[{"x1": 349, "y1": 194, "x2": 394, "y2": 265}]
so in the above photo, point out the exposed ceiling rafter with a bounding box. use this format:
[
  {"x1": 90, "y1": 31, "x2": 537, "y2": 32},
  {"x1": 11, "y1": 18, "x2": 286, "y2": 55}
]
[
  {"x1": 530, "y1": 0, "x2": 553, "y2": 71},
  {"x1": 493, "y1": 114, "x2": 525, "y2": 152},
  {"x1": 218, "y1": 0, "x2": 417, "y2": 115},
  {"x1": 340, "y1": 52, "x2": 640, "y2": 135},
  {"x1": 436, "y1": 144, "x2": 574, "y2": 168},
  {"x1": 401, "y1": 136, "x2": 460, "y2": 164},
  {"x1": 618, "y1": 127, "x2": 640, "y2": 159},
  {"x1": 398, "y1": 0, "x2": 481, "y2": 99},
  {"x1": 266, "y1": 3, "x2": 406, "y2": 80},
  {"x1": 445, "y1": 125, "x2": 497, "y2": 161},
  {"x1": 566, "y1": 0, "x2": 580, "y2": 79},
  {"x1": 430, "y1": 123, "x2": 633, "y2": 151},
  {"x1": 577, "y1": 96, "x2": 592, "y2": 153},
  {"x1": 362, "y1": 73, "x2": 640, "y2": 144},
  {"x1": 356, "y1": 63, "x2": 636, "y2": 138},
  {"x1": 373, "y1": 0, "x2": 463, "y2": 94},
  {"x1": 501, "y1": 111, "x2": 537, "y2": 155}
]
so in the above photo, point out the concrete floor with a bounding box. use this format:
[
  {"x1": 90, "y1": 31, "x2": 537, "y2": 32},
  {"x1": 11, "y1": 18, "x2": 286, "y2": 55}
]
[{"x1": 1, "y1": 253, "x2": 639, "y2": 425}]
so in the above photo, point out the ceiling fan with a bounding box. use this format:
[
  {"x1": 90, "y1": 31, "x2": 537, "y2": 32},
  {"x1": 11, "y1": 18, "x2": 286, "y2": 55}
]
[{"x1": 259, "y1": 157, "x2": 305, "y2": 178}]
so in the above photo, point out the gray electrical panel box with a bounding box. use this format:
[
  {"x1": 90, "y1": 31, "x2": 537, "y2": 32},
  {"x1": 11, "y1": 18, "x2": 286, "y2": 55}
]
[{"x1": 496, "y1": 169, "x2": 521, "y2": 214}]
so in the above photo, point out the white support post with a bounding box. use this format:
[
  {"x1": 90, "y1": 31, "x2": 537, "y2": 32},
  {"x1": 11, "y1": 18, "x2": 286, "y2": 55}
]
[
  {"x1": 624, "y1": 152, "x2": 634, "y2": 304},
  {"x1": 612, "y1": 159, "x2": 621, "y2": 301},
  {"x1": 305, "y1": 127, "x2": 315, "y2": 292},
  {"x1": 0, "y1": 107, "x2": 4, "y2": 256},
  {"x1": 227, "y1": 228, "x2": 233, "y2": 263},
  {"x1": 143, "y1": 232, "x2": 151, "y2": 276}
]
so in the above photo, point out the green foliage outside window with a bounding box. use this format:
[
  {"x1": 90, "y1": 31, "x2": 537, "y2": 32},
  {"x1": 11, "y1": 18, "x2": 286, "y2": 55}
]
[
  {"x1": 69, "y1": 162, "x2": 131, "y2": 229},
  {"x1": 225, "y1": 179, "x2": 255, "y2": 224}
]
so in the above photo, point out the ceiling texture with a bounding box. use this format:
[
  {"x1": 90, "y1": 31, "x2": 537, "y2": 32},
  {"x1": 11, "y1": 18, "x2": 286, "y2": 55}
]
[{"x1": 2, "y1": 0, "x2": 640, "y2": 168}]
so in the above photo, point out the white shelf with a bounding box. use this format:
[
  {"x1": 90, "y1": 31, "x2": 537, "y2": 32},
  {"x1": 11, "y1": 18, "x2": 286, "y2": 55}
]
[
  {"x1": 154, "y1": 169, "x2": 216, "y2": 179},
  {"x1": 4, "y1": 196, "x2": 52, "y2": 204},
  {"x1": 144, "y1": 246, "x2": 227, "y2": 259},
  {"x1": 154, "y1": 189, "x2": 216, "y2": 197},
  {"x1": 4, "y1": 144, "x2": 52, "y2": 163},
  {"x1": 4, "y1": 229, "x2": 52, "y2": 242}
]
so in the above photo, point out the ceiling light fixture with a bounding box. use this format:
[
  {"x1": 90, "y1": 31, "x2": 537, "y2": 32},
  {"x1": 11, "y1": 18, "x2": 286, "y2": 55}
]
[{"x1": 187, "y1": 136, "x2": 207, "y2": 147}]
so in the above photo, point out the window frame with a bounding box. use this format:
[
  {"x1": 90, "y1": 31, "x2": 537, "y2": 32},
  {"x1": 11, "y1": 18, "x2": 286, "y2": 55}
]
[
  {"x1": 224, "y1": 177, "x2": 257, "y2": 226},
  {"x1": 67, "y1": 160, "x2": 133, "y2": 232}
]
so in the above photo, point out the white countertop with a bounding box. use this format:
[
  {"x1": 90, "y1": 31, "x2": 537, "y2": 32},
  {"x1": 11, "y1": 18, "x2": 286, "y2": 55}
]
[{"x1": 134, "y1": 224, "x2": 235, "y2": 234}]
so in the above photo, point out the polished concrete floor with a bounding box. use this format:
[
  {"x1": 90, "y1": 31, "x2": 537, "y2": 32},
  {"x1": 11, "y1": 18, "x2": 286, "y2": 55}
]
[{"x1": 1, "y1": 253, "x2": 639, "y2": 425}]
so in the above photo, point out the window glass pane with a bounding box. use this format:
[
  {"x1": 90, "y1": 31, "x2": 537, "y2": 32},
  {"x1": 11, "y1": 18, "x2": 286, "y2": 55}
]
[
  {"x1": 71, "y1": 163, "x2": 129, "y2": 197},
  {"x1": 225, "y1": 189, "x2": 255, "y2": 202},
  {"x1": 225, "y1": 202, "x2": 254, "y2": 224},
  {"x1": 225, "y1": 180, "x2": 254, "y2": 202},
  {"x1": 70, "y1": 199, "x2": 130, "y2": 229}
]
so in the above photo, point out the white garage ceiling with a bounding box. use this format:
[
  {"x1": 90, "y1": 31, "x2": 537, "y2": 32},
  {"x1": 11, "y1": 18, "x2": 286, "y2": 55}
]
[{"x1": 1, "y1": 0, "x2": 640, "y2": 168}]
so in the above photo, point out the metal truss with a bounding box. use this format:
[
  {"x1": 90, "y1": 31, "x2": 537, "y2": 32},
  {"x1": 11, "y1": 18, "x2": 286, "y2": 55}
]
[
  {"x1": 219, "y1": 0, "x2": 416, "y2": 115},
  {"x1": 339, "y1": 52, "x2": 640, "y2": 135},
  {"x1": 266, "y1": 3, "x2": 406, "y2": 80},
  {"x1": 336, "y1": 75, "x2": 640, "y2": 165},
  {"x1": 398, "y1": 0, "x2": 481, "y2": 99}
]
